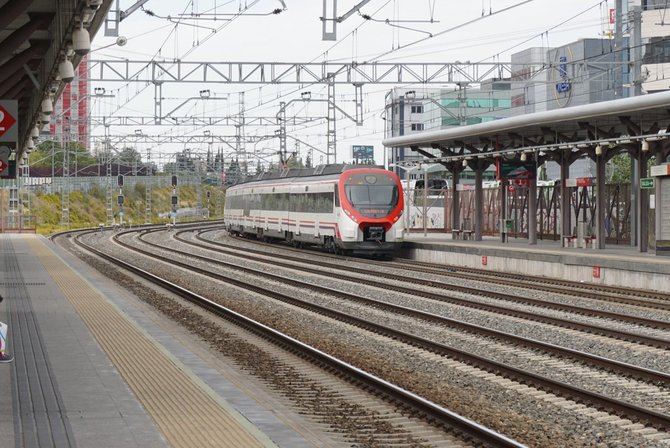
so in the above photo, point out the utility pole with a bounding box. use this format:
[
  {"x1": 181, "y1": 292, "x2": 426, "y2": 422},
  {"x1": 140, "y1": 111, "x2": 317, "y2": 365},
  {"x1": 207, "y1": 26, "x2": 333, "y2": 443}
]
[
  {"x1": 105, "y1": 130, "x2": 114, "y2": 226},
  {"x1": 326, "y1": 72, "x2": 337, "y2": 164},
  {"x1": 61, "y1": 120, "x2": 71, "y2": 229},
  {"x1": 614, "y1": 0, "x2": 626, "y2": 99},
  {"x1": 278, "y1": 101, "x2": 287, "y2": 163},
  {"x1": 145, "y1": 147, "x2": 152, "y2": 224},
  {"x1": 629, "y1": 4, "x2": 644, "y2": 249}
]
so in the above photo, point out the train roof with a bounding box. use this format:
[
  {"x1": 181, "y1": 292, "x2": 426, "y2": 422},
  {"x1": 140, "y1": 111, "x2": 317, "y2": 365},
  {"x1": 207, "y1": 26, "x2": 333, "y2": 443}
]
[{"x1": 230, "y1": 164, "x2": 387, "y2": 187}]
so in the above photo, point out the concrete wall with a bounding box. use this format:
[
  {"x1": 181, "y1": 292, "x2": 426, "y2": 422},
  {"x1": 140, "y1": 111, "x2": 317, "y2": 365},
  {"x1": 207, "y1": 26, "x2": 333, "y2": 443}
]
[{"x1": 401, "y1": 243, "x2": 670, "y2": 293}]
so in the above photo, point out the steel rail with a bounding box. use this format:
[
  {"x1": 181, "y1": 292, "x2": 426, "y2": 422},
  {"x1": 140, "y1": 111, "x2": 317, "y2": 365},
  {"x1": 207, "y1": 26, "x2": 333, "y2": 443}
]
[
  {"x1": 131, "y1": 227, "x2": 670, "y2": 385},
  {"x1": 197, "y1": 233, "x2": 670, "y2": 330},
  {"x1": 200, "y1": 227, "x2": 670, "y2": 306},
  {"x1": 228, "y1": 229, "x2": 670, "y2": 304},
  {"x1": 106, "y1": 228, "x2": 670, "y2": 431},
  {"x1": 187, "y1": 229, "x2": 670, "y2": 350},
  {"x1": 62, "y1": 229, "x2": 527, "y2": 448}
]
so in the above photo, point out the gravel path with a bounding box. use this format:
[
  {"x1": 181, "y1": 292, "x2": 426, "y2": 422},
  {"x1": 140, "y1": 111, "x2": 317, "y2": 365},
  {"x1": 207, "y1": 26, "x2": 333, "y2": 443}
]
[{"x1": 80, "y1": 229, "x2": 670, "y2": 448}]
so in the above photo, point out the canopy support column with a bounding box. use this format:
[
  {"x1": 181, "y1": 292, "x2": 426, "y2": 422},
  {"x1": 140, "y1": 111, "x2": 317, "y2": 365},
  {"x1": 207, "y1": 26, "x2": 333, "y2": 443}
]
[
  {"x1": 528, "y1": 173, "x2": 538, "y2": 245},
  {"x1": 595, "y1": 151, "x2": 607, "y2": 250},
  {"x1": 637, "y1": 145, "x2": 649, "y2": 252},
  {"x1": 500, "y1": 179, "x2": 507, "y2": 243},
  {"x1": 474, "y1": 166, "x2": 484, "y2": 241},
  {"x1": 560, "y1": 154, "x2": 571, "y2": 246},
  {"x1": 451, "y1": 170, "x2": 460, "y2": 236}
]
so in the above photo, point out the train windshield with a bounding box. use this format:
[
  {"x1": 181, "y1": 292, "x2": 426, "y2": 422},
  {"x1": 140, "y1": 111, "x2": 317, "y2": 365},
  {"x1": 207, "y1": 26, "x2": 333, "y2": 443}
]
[{"x1": 344, "y1": 173, "x2": 399, "y2": 218}]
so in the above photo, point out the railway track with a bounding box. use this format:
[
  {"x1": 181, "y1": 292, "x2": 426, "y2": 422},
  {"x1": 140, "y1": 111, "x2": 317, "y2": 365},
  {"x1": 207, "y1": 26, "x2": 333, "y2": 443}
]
[
  {"x1": 133, "y1": 227, "x2": 670, "y2": 385},
  {"x1": 192, "y1": 231, "x2": 670, "y2": 331},
  {"x1": 62, "y1": 227, "x2": 526, "y2": 448},
  {"x1": 208, "y1": 227, "x2": 670, "y2": 311},
  {"x1": 110, "y1": 226, "x2": 670, "y2": 431},
  {"x1": 176, "y1": 228, "x2": 670, "y2": 350}
]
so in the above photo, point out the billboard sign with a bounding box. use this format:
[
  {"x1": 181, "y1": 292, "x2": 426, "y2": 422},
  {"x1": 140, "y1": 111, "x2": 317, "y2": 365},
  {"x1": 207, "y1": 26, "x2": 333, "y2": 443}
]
[
  {"x1": 352, "y1": 145, "x2": 374, "y2": 163},
  {"x1": 496, "y1": 159, "x2": 536, "y2": 180},
  {"x1": 556, "y1": 55, "x2": 571, "y2": 93}
]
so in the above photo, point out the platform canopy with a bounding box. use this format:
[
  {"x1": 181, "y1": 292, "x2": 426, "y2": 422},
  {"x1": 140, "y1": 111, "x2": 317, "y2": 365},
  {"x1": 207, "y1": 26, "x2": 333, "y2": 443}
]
[
  {"x1": 0, "y1": 0, "x2": 113, "y2": 159},
  {"x1": 382, "y1": 91, "x2": 670, "y2": 163}
]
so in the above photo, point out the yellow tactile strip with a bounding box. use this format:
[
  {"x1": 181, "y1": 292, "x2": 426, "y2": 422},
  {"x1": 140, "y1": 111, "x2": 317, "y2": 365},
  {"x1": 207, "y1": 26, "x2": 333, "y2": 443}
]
[{"x1": 29, "y1": 238, "x2": 271, "y2": 448}]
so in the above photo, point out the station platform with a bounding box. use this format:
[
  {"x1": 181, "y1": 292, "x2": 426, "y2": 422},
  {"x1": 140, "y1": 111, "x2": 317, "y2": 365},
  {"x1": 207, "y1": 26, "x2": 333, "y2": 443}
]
[
  {"x1": 401, "y1": 233, "x2": 670, "y2": 292},
  {"x1": 0, "y1": 234, "x2": 315, "y2": 448}
]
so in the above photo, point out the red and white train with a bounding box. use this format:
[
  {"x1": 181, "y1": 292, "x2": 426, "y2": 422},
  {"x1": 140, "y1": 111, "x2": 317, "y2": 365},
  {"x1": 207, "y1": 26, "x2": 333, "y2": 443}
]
[{"x1": 224, "y1": 165, "x2": 404, "y2": 256}]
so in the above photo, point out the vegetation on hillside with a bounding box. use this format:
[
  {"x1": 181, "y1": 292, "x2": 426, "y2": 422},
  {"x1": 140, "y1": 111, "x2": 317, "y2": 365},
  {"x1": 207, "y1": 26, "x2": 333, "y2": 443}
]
[{"x1": 22, "y1": 183, "x2": 224, "y2": 234}]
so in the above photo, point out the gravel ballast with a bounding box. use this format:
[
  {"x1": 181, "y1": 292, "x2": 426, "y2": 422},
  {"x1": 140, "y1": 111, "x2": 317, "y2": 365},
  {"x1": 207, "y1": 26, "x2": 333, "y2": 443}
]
[{"x1": 76, "y1": 229, "x2": 670, "y2": 448}]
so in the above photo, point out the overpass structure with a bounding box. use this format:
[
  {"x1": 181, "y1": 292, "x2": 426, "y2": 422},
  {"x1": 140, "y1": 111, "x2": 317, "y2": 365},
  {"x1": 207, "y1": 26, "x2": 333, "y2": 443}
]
[{"x1": 383, "y1": 90, "x2": 670, "y2": 255}]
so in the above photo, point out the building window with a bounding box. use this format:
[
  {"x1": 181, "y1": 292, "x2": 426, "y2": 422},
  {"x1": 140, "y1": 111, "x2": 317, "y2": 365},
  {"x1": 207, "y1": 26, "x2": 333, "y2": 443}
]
[
  {"x1": 411, "y1": 123, "x2": 424, "y2": 131},
  {"x1": 410, "y1": 105, "x2": 424, "y2": 114},
  {"x1": 643, "y1": 0, "x2": 668, "y2": 10}
]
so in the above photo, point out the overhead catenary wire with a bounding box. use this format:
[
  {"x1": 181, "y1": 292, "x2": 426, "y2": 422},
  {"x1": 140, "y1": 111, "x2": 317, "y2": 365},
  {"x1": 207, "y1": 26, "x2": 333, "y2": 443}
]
[
  {"x1": 91, "y1": 0, "x2": 622, "y2": 165},
  {"x1": 365, "y1": 0, "x2": 538, "y2": 63}
]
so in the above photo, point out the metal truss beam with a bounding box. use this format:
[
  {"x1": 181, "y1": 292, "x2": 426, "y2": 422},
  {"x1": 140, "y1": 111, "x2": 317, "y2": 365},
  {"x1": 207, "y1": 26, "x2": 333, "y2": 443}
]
[
  {"x1": 89, "y1": 59, "x2": 547, "y2": 84},
  {"x1": 91, "y1": 134, "x2": 276, "y2": 145},
  {"x1": 88, "y1": 115, "x2": 324, "y2": 127}
]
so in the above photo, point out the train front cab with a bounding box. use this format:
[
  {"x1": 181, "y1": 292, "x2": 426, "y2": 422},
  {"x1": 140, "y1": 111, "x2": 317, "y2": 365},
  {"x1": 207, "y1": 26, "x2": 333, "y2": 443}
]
[{"x1": 336, "y1": 169, "x2": 404, "y2": 256}]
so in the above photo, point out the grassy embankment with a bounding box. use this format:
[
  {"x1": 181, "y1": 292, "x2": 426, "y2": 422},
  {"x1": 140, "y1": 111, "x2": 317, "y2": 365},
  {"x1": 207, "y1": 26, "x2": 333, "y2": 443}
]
[{"x1": 20, "y1": 183, "x2": 224, "y2": 234}]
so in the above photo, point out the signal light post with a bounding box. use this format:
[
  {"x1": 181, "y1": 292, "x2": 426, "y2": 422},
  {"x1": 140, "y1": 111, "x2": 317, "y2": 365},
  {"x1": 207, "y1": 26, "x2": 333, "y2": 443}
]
[
  {"x1": 171, "y1": 174, "x2": 178, "y2": 226},
  {"x1": 117, "y1": 174, "x2": 124, "y2": 227}
]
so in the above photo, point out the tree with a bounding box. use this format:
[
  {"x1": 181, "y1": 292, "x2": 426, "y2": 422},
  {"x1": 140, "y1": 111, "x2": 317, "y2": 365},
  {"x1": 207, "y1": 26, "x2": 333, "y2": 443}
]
[
  {"x1": 287, "y1": 153, "x2": 304, "y2": 169},
  {"x1": 255, "y1": 160, "x2": 264, "y2": 174},
  {"x1": 118, "y1": 147, "x2": 142, "y2": 165},
  {"x1": 608, "y1": 153, "x2": 631, "y2": 184},
  {"x1": 225, "y1": 159, "x2": 241, "y2": 185},
  {"x1": 29, "y1": 140, "x2": 98, "y2": 175}
]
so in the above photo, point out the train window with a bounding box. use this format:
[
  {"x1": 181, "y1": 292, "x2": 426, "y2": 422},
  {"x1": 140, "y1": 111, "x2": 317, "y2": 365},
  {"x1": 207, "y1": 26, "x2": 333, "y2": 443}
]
[
  {"x1": 235, "y1": 190, "x2": 335, "y2": 213},
  {"x1": 344, "y1": 173, "x2": 399, "y2": 218},
  {"x1": 334, "y1": 187, "x2": 340, "y2": 207}
]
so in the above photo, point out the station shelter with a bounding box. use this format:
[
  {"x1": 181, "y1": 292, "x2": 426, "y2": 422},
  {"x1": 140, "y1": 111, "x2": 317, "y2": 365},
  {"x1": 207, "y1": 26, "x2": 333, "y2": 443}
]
[{"x1": 383, "y1": 91, "x2": 670, "y2": 255}]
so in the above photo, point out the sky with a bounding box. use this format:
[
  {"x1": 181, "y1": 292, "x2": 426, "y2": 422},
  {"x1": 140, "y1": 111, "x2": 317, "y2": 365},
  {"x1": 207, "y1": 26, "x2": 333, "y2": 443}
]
[{"x1": 88, "y1": 0, "x2": 614, "y2": 169}]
